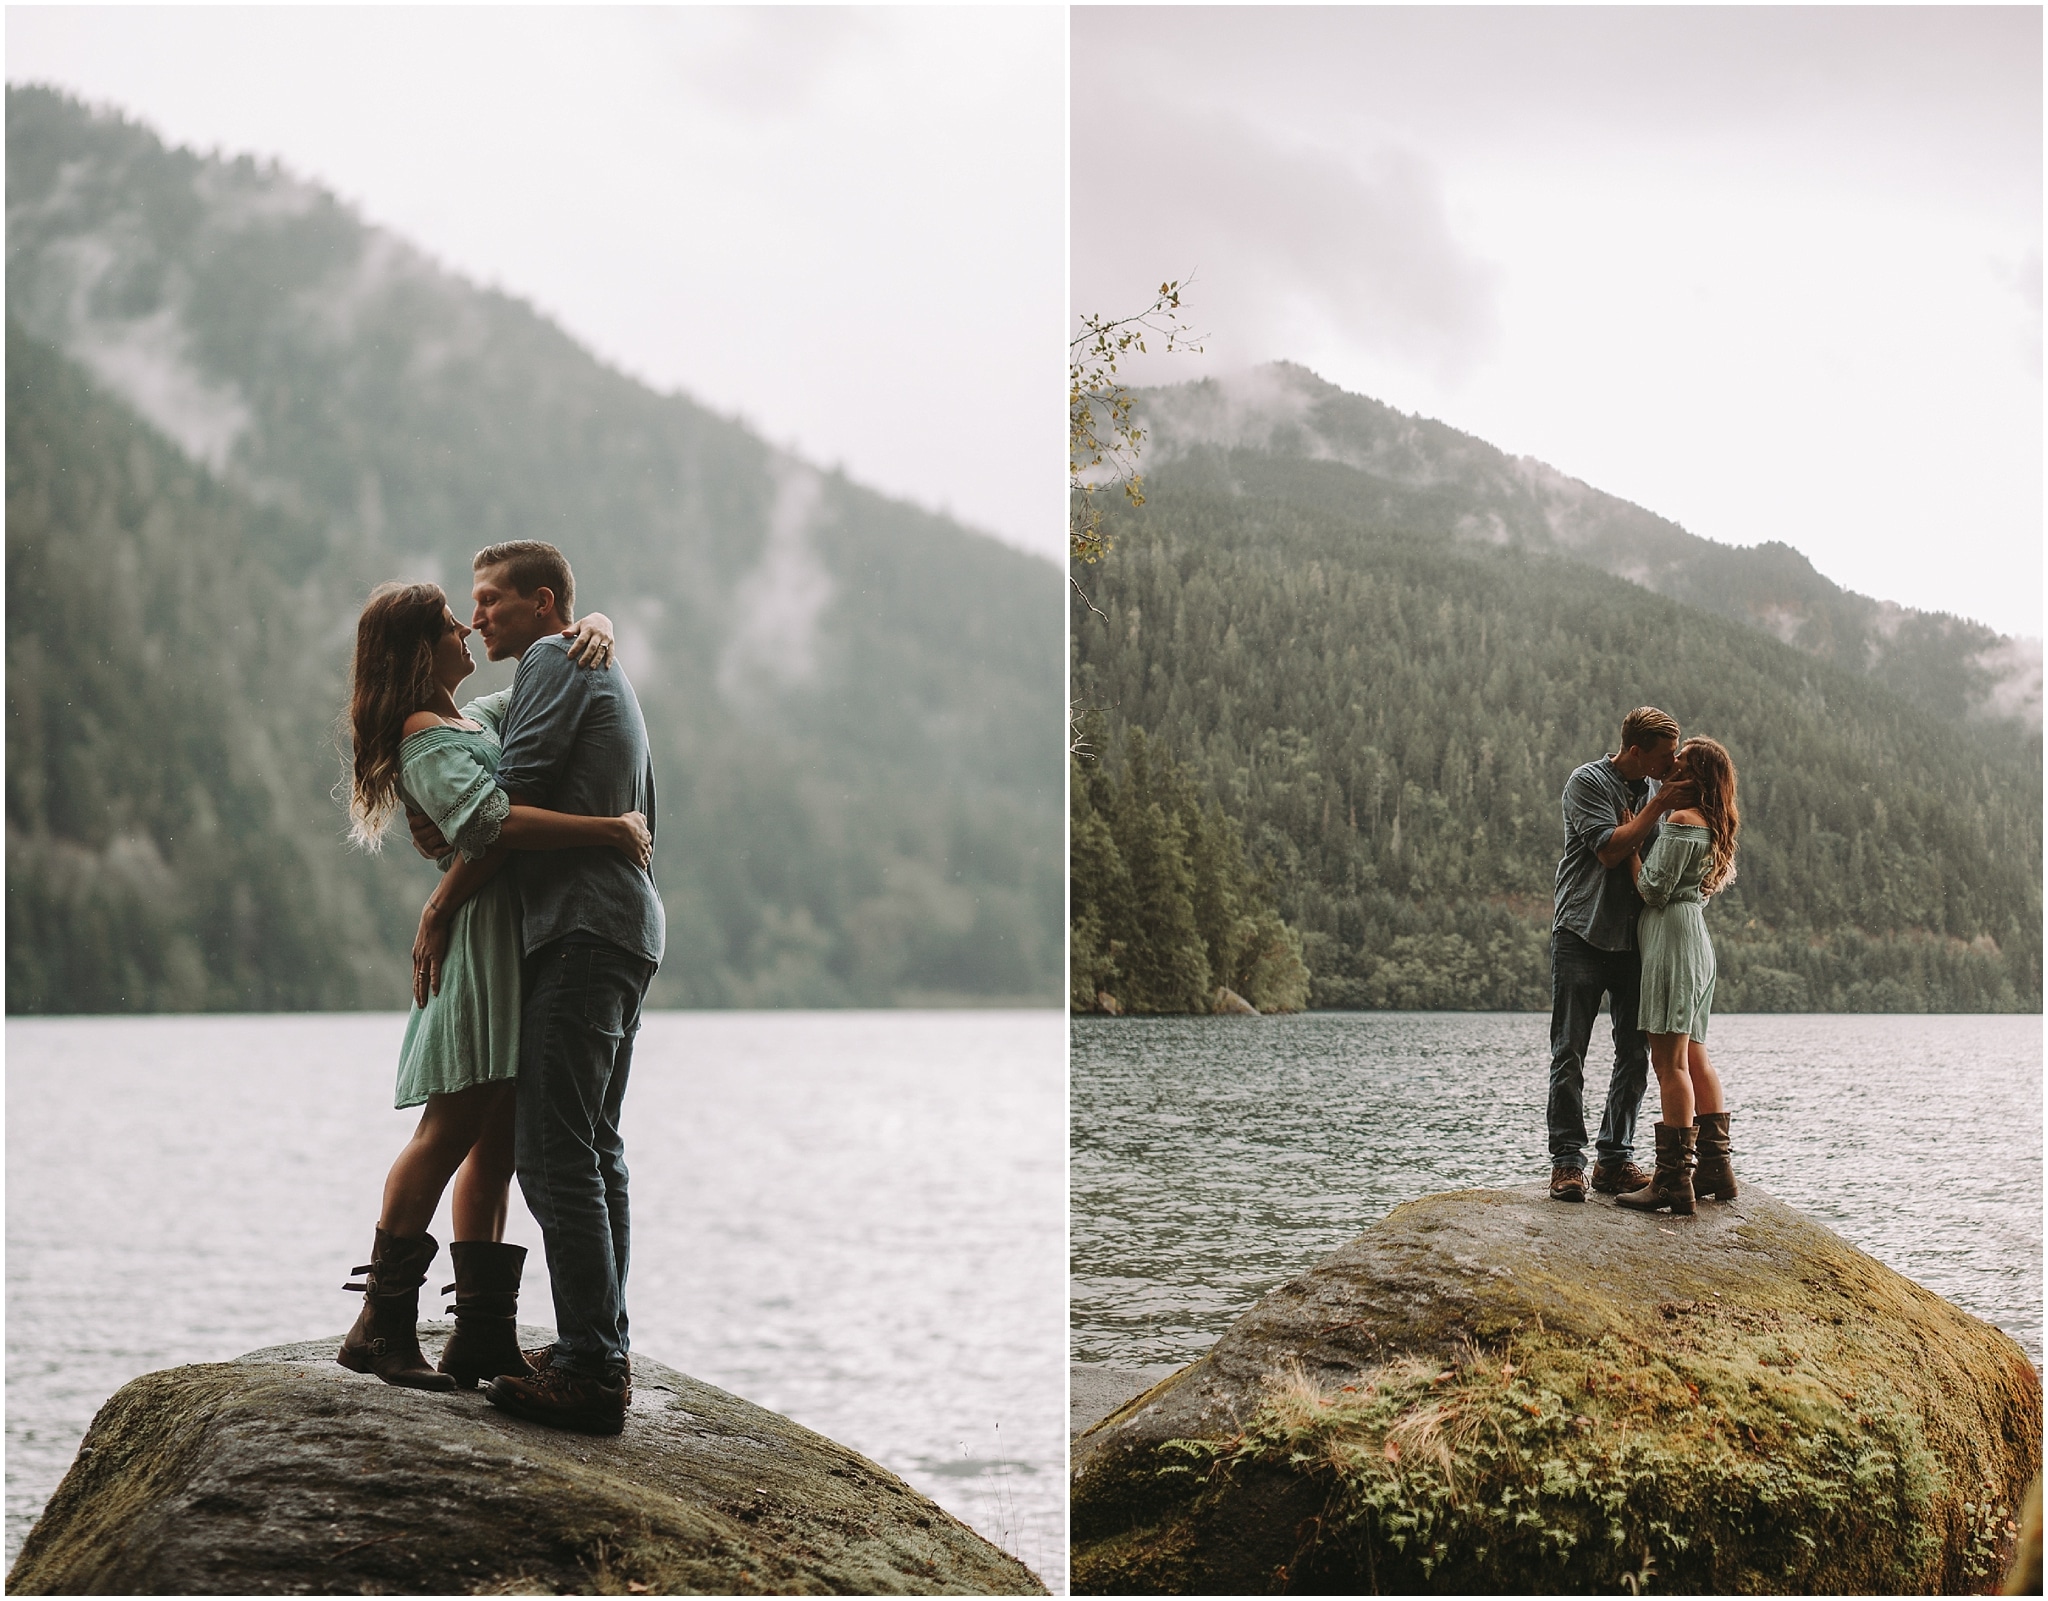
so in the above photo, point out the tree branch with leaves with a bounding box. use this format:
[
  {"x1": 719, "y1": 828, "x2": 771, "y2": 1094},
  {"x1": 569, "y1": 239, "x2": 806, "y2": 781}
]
[{"x1": 1069, "y1": 280, "x2": 1201, "y2": 575}]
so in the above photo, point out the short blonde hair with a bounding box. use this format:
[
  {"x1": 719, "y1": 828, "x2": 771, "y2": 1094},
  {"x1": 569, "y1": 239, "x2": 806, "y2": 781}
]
[
  {"x1": 473, "y1": 540, "x2": 574, "y2": 620},
  {"x1": 1618, "y1": 706, "x2": 1680, "y2": 752}
]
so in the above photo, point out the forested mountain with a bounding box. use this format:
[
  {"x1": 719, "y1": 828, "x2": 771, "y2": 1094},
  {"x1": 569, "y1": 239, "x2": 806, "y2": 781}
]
[
  {"x1": 6, "y1": 85, "x2": 1062, "y2": 1012},
  {"x1": 1071, "y1": 412, "x2": 2041, "y2": 1014},
  {"x1": 1132, "y1": 365, "x2": 2042, "y2": 731}
]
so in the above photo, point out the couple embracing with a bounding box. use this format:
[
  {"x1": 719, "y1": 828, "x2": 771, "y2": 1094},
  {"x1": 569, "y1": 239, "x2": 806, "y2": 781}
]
[
  {"x1": 337, "y1": 540, "x2": 662, "y2": 1437},
  {"x1": 1547, "y1": 706, "x2": 1743, "y2": 1217}
]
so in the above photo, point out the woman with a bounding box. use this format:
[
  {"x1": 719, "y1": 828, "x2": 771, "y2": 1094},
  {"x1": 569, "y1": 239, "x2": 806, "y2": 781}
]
[
  {"x1": 338, "y1": 581, "x2": 651, "y2": 1391},
  {"x1": 1617, "y1": 736, "x2": 1741, "y2": 1217}
]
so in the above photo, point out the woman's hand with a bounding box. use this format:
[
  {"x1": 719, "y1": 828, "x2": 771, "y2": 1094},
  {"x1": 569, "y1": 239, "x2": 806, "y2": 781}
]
[
  {"x1": 406, "y1": 806, "x2": 451, "y2": 861},
  {"x1": 613, "y1": 811, "x2": 653, "y2": 870},
  {"x1": 562, "y1": 611, "x2": 616, "y2": 669},
  {"x1": 412, "y1": 896, "x2": 454, "y2": 1007}
]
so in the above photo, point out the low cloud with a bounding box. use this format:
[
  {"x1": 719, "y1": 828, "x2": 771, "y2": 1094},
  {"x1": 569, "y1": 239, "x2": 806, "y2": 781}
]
[
  {"x1": 26, "y1": 233, "x2": 253, "y2": 470},
  {"x1": 1974, "y1": 635, "x2": 2043, "y2": 728},
  {"x1": 1074, "y1": 97, "x2": 1500, "y2": 386},
  {"x1": 645, "y1": 9, "x2": 883, "y2": 117},
  {"x1": 1134, "y1": 363, "x2": 1323, "y2": 461},
  {"x1": 717, "y1": 462, "x2": 834, "y2": 701},
  {"x1": 1995, "y1": 245, "x2": 2042, "y2": 379}
]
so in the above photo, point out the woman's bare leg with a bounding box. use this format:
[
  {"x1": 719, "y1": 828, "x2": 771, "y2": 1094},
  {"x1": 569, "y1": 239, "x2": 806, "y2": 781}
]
[
  {"x1": 1646, "y1": 1032, "x2": 1695, "y2": 1128},
  {"x1": 451, "y1": 1081, "x2": 518, "y2": 1242},
  {"x1": 1686, "y1": 1039, "x2": 1725, "y2": 1115},
  {"x1": 380, "y1": 1083, "x2": 500, "y2": 1238}
]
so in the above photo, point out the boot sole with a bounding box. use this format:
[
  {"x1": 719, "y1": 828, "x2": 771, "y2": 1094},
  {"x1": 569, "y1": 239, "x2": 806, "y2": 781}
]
[
  {"x1": 439, "y1": 1365, "x2": 532, "y2": 1390},
  {"x1": 1616, "y1": 1197, "x2": 1696, "y2": 1215},
  {"x1": 337, "y1": 1346, "x2": 458, "y2": 1391},
  {"x1": 335, "y1": 1351, "x2": 456, "y2": 1392}
]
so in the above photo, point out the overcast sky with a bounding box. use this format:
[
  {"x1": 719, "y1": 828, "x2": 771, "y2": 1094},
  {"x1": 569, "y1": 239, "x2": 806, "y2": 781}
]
[
  {"x1": 8, "y1": 6, "x2": 1066, "y2": 562},
  {"x1": 1074, "y1": 7, "x2": 2042, "y2": 637}
]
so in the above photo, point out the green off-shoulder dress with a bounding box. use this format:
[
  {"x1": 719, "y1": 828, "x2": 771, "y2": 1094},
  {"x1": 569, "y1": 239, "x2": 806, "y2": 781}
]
[
  {"x1": 1636, "y1": 822, "x2": 1717, "y2": 1040},
  {"x1": 392, "y1": 690, "x2": 522, "y2": 1109}
]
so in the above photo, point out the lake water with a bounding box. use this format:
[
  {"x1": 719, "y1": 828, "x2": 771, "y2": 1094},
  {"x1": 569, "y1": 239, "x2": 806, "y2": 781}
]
[
  {"x1": 1073, "y1": 1012, "x2": 2042, "y2": 1376},
  {"x1": 7, "y1": 1010, "x2": 1066, "y2": 1590}
]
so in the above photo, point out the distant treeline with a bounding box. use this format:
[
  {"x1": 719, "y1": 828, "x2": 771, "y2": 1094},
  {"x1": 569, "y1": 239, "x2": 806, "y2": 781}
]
[
  {"x1": 1070, "y1": 452, "x2": 2042, "y2": 1014},
  {"x1": 1072, "y1": 724, "x2": 1310, "y2": 1014}
]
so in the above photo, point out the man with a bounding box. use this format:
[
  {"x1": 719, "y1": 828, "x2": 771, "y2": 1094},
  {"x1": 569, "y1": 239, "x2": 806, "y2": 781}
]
[
  {"x1": 414, "y1": 541, "x2": 663, "y2": 1433},
  {"x1": 1546, "y1": 706, "x2": 1689, "y2": 1203}
]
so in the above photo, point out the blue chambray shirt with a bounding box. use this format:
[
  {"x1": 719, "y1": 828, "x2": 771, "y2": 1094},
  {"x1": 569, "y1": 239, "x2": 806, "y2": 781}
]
[
  {"x1": 1552, "y1": 757, "x2": 1660, "y2": 953},
  {"x1": 493, "y1": 635, "x2": 665, "y2": 966}
]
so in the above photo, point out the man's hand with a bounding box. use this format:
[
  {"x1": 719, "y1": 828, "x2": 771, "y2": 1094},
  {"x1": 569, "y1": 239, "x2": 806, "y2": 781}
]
[
  {"x1": 1597, "y1": 797, "x2": 1664, "y2": 869},
  {"x1": 413, "y1": 898, "x2": 453, "y2": 1007},
  {"x1": 407, "y1": 807, "x2": 451, "y2": 861}
]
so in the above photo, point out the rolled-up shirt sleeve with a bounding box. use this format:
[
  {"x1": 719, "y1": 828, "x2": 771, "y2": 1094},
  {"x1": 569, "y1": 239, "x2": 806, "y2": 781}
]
[
  {"x1": 1561, "y1": 770, "x2": 1621, "y2": 857},
  {"x1": 494, "y1": 644, "x2": 587, "y2": 805}
]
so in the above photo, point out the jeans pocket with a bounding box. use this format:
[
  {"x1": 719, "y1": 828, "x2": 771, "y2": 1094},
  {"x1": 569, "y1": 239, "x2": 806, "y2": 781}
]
[{"x1": 578, "y1": 954, "x2": 635, "y2": 1038}]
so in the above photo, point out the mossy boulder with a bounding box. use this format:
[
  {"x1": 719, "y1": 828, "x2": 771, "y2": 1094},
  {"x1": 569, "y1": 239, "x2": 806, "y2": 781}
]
[
  {"x1": 1072, "y1": 1186, "x2": 2039, "y2": 1594},
  {"x1": 9, "y1": 1327, "x2": 1044, "y2": 1595}
]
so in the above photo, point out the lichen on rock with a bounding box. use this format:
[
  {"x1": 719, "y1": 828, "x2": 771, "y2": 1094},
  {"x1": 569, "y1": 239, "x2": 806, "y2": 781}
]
[
  {"x1": 9, "y1": 1326, "x2": 1044, "y2": 1596},
  {"x1": 1072, "y1": 1187, "x2": 2039, "y2": 1594}
]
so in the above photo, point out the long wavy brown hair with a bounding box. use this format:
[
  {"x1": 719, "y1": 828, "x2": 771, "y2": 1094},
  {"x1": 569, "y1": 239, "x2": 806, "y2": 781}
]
[
  {"x1": 1676, "y1": 736, "x2": 1740, "y2": 894},
  {"x1": 346, "y1": 582, "x2": 449, "y2": 849}
]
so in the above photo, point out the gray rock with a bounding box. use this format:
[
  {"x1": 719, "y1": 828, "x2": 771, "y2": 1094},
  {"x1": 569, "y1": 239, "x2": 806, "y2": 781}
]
[
  {"x1": 10, "y1": 1325, "x2": 1044, "y2": 1595},
  {"x1": 1210, "y1": 988, "x2": 1259, "y2": 1016},
  {"x1": 1073, "y1": 1186, "x2": 2041, "y2": 1594},
  {"x1": 1070, "y1": 1364, "x2": 1182, "y2": 1439}
]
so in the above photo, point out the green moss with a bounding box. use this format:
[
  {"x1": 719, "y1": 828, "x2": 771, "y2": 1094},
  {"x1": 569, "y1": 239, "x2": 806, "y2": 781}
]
[
  {"x1": 1159, "y1": 1328, "x2": 1948, "y2": 1594},
  {"x1": 1074, "y1": 1191, "x2": 2041, "y2": 1594}
]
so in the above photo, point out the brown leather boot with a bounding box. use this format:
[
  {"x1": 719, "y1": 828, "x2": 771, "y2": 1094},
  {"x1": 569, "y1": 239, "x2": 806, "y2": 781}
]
[
  {"x1": 436, "y1": 1241, "x2": 529, "y2": 1389},
  {"x1": 337, "y1": 1228, "x2": 456, "y2": 1391},
  {"x1": 1615, "y1": 1123, "x2": 1697, "y2": 1216},
  {"x1": 1693, "y1": 1111, "x2": 1738, "y2": 1201},
  {"x1": 523, "y1": 1342, "x2": 633, "y2": 1405},
  {"x1": 486, "y1": 1363, "x2": 629, "y2": 1435},
  {"x1": 1549, "y1": 1165, "x2": 1587, "y2": 1202},
  {"x1": 1591, "y1": 1157, "x2": 1653, "y2": 1194}
]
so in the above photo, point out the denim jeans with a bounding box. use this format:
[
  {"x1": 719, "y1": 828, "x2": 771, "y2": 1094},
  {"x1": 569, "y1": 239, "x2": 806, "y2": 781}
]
[
  {"x1": 515, "y1": 935, "x2": 657, "y2": 1380},
  {"x1": 1547, "y1": 928, "x2": 1650, "y2": 1170}
]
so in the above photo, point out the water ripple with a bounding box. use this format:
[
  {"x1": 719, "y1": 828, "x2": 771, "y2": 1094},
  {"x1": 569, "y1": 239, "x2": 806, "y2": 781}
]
[{"x1": 1074, "y1": 1012, "x2": 2041, "y2": 1373}]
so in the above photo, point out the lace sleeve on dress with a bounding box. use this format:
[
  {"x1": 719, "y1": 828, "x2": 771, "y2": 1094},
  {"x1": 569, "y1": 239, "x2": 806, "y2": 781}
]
[
  {"x1": 452, "y1": 785, "x2": 509, "y2": 862},
  {"x1": 401, "y1": 739, "x2": 509, "y2": 864}
]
